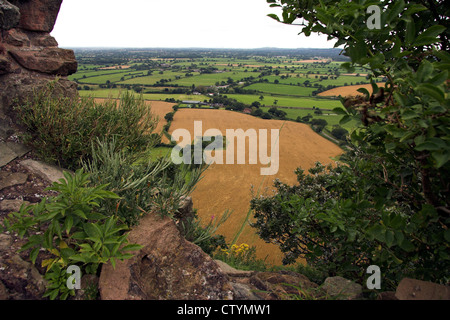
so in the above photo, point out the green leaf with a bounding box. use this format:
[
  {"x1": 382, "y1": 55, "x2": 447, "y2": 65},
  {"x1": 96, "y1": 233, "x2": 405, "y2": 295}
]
[
  {"x1": 415, "y1": 83, "x2": 445, "y2": 102},
  {"x1": 64, "y1": 216, "x2": 73, "y2": 235},
  {"x1": 405, "y1": 19, "x2": 416, "y2": 45},
  {"x1": 402, "y1": 109, "x2": 419, "y2": 120},
  {"x1": 83, "y1": 223, "x2": 102, "y2": 240},
  {"x1": 30, "y1": 248, "x2": 39, "y2": 264},
  {"x1": 387, "y1": 0, "x2": 405, "y2": 24},
  {"x1": 417, "y1": 25, "x2": 446, "y2": 41},
  {"x1": 121, "y1": 244, "x2": 143, "y2": 252},
  {"x1": 444, "y1": 229, "x2": 450, "y2": 242},
  {"x1": 414, "y1": 25, "x2": 446, "y2": 46},
  {"x1": 385, "y1": 230, "x2": 395, "y2": 248},
  {"x1": 416, "y1": 60, "x2": 433, "y2": 82},
  {"x1": 267, "y1": 13, "x2": 280, "y2": 22},
  {"x1": 357, "y1": 88, "x2": 370, "y2": 100},
  {"x1": 427, "y1": 71, "x2": 448, "y2": 86},
  {"x1": 399, "y1": 239, "x2": 415, "y2": 252},
  {"x1": 432, "y1": 151, "x2": 450, "y2": 168},
  {"x1": 368, "y1": 224, "x2": 386, "y2": 242}
]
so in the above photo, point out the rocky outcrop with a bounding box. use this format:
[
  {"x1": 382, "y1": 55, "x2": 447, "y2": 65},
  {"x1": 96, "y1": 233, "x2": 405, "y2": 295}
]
[
  {"x1": 0, "y1": 0, "x2": 78, "y2": 118},
  {"x1": 395, "y1": 278, "x2": 450, "y2": 300},
  {"x1": 99, "y1": 213, "x2": 234, "y2": 300}
]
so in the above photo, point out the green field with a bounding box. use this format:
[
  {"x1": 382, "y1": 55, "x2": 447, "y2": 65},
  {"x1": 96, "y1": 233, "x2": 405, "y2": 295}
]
[
  {"x1": 70, "y1": 53, "x2": 378, "y2": 142},
  {"x1": 226, "y1": 94, "x2": 341, "y2": 110},
  {"x1": 245, "y1": 83, "x2": 316, "y2": 96}
]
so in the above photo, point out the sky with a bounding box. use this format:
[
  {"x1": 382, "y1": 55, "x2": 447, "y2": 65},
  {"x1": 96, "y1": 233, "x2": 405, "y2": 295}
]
[{"x1": 51, "y1": 0, "x2": 337, "y2": 49}]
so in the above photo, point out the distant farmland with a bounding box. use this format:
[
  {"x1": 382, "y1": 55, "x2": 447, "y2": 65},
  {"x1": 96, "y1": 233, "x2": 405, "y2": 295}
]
[{"x1": 168, "y1": 108, "x2": 343, "y2": 265}]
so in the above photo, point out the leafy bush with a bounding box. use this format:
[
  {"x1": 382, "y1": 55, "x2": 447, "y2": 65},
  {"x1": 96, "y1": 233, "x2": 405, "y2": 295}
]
[
  {"x1": 82, "y1": 137, "x2": 205, "y2": 226},
  {"x1": 257, "y1": 0, "x2": 449, "y2": 289},
  {"x1": 4, "y1": 170, "x2": 141, "y2": 300},
  {"x1": 179, "y1": 209, "x2": 230, "y2": 255},
  {"x1": 14, "y1": 83, "x2": 159, "y2": 170}
]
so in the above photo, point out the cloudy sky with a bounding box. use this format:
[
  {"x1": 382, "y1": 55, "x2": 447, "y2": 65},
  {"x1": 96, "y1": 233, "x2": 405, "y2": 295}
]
[{"x1": 51, "y1": 0, "x2": 336, "y2": 49}]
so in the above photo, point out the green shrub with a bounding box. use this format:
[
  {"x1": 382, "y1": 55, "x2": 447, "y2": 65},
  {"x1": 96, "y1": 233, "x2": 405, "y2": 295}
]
[
  {"x1": 214, "y1": 243, "x2": 267, "y2": 272},
  {"x1": 251, "y1": 160, "x2": 449, "y2": 289},
  {"x1": 4, "y1": 169, "x2": 141, "y2": 300},
  {"x1": 14, "y1": 83, "x2": 159, "y2": 170},
  {"x1": 82, "y1": 137, "x2": 205, "y2": 225},
  {"x1": 179, "y1": 209, "x2": 230, "y2": 255},
  {"x1": 260, "y1": 0, "x2": 449, "y2": 290}
]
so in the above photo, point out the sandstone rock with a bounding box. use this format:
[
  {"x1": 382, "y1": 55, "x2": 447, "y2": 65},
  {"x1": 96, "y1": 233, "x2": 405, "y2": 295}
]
[
  {"x1": 3, "y1": 28, "x2": 30, "y2": 46},
  {"x1": 99, "y1": 213, "x2": 233, "y2": 300},
  {"x1": 74, "y1": 274, "x2": 100, "y2": 300},
  {"x1": 0, "y1": 254, "x2": 47, "y2": 300},
  {"x1": 322, "y1": 276, "x2": 363, "y2": 300},
  {"x1": 28, "y1": 32, "x2": 58, "y2": 47},
  {"x1": 230, "y1": 282, "x2": 262, "y2": 300},
  {"x1": 0, "y1": 74, "x2": 78, "y2": 117},
  {"x1": 20, "y1": 159, "x2": 66, "y2": 183},
  {"x1": 0, "y1": 0, "x2": 78, "y2": 118},
  {"x1": 9, "y1": 47, "x2": 77, "y2": 76},
  {"x1": 0, "y1": 143, "x2": 20, "y2": 167},
  {"x1": 215, "y1": 259, "x2": 254, "y2": 277},
  {"x1": 0, "y1": 199, "x2": 30, "y2": 213},
  {"x1": 0, "y1": 234, "x2": 12, "y2": 252},
  {"x1": 0, "y1": 0, "x2": 20, "y2": 30},
  {"x1": 9, "y1": 0, "x2": 62, "y2": 32},
  {"x1": 0, "y1": 55, "x2": 12, "y2": 74},
  {"x1": 0, "y1": 141, "x2": 30, "y2": 167},
  {"x1": 0, "y1": 171, "x2": 28, "y2": 191},
  {"x1": 395, "y1": 278, "x2": 450, "y2": 300}
]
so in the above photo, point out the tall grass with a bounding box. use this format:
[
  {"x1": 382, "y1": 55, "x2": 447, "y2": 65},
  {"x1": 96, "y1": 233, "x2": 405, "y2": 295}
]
[
  {"x1": 15, "y1": 82, "x2": 160, "y2": 170},
  {"x1": 83, "y1": 137, "x2": 207, "y2": 226}
]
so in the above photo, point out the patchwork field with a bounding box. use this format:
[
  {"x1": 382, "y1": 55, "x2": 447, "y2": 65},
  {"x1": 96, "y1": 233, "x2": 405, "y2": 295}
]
[{"x1": 168, "y1": 109, "x2": 343, "y2": 265}]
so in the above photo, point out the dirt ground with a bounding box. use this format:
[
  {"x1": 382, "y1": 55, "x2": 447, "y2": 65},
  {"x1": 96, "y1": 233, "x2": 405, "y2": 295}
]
[{"x1": 168, "y1": 109, "x2": 343, "y2": 265}]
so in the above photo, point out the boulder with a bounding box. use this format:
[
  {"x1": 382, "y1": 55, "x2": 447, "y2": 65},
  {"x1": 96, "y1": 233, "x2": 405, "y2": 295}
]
[
  {"x1": 0, "y1": 73, "x2": 78, "y2": 118},
  {"x1": 20, "y1": 159, "x2": 66, "y2": 184},
  {"x1": 99, "y1": 213, "x2": 233, "y2": 300},
  {"x1": 0, "y1": 171, "x2": 28, "y2": 191},
  {"x1": 0, "y1": 0, "x2": 78, "y2": 117},
  {"x1": 0, "y1": 141, "x2": 30, "y2": 167},
  {"x1": 0, "y1": 254, "x2": 47, "y2": 300},
  {"x1": 3, "y1": 28, "x2": 29, "y2": 46},
  {"x1": 0, "y1": 0, "x2": 20, "y2": 30},
  {"x1": 8, "y1": 0, "x2": 62, "y2": 32},
  {"x1": 395, "y1": 278, "x2": 450, "y2": 300},
  {"x1": 0, "y1": 199, "x2": 30, "y2": 213},
  {"x1": 9, "y1": 47, "x2": 77, "y2": 76},
  {"x1": 322, "y1": 276, "x2": 363, "y2": 300}
]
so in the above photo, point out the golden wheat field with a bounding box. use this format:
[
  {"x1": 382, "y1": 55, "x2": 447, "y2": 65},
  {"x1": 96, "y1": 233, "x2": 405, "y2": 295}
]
[
  {"x1": 168, "y1": 109, "x2": 343, "y2": 265},
  {"x1": 318, "y1": 83, "x2": 386, "y2": 97}
]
